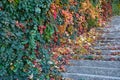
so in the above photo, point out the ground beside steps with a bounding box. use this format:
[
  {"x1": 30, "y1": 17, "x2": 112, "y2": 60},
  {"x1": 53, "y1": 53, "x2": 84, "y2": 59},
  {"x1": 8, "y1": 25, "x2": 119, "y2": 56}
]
[{"x1": 62, "y1": 16, "x2": 120, "y2": 80}]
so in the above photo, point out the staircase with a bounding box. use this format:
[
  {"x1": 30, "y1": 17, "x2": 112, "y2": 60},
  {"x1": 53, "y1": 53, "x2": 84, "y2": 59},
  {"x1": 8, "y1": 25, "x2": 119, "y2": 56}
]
[{"x1": 62, "y1": 16, "x2": 120, "y2": 80}]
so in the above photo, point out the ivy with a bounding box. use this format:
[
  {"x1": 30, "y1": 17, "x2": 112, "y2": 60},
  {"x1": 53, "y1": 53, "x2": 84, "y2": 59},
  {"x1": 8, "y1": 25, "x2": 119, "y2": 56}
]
[
  {"x1": 0, "y1": 0, "x2": 116, "y2": 79},
  {"x1": 0, "y1": 0, "x2": 60, "y2": 79}
]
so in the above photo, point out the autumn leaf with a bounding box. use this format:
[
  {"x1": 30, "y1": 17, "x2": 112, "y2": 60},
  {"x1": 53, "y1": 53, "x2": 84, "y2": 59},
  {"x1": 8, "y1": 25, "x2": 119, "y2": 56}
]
[{"x1": 58, "y1": 24, "x2": 67, "y2": 35}]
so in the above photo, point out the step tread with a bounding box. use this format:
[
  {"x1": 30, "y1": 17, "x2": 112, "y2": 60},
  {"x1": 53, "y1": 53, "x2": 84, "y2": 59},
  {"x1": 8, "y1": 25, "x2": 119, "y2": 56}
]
[
  {"x1": 94, "y1": 43, "x2": 120, "y2": 46},
  {"x1": 93, "y1": 50, "x2": 120, "y2": 55},
  {"x1": 64, "y1": 66, "x2": 120, "y2": 77},
  {"x1": 65, "y1": 66, "x2": 120, "y2": 70},
  {"x1": 69, "y1": 60, "x2": 120, "y2": 68},
  {"x1": 62, "y1": 73, "x2": 120, "y2": 80},
  {"x1": 93, "y1": 45, "x2": 120, "y2": 50}
]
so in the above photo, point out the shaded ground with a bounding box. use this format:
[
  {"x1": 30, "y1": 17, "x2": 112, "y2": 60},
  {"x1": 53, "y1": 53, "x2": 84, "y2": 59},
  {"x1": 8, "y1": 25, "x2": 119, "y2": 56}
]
[{"x1": 62, "y1": 16, "x2": 120, "y2": 80}]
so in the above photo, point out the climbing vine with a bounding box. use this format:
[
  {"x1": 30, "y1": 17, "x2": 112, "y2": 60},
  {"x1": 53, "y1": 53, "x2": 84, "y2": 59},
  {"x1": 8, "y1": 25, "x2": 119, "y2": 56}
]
[
  {"x1": 0, "y1": 0, "x2": 60, "y2": 80},
  {"x1": 0, "y1": 0, "x2": 117, "y2": 79}
]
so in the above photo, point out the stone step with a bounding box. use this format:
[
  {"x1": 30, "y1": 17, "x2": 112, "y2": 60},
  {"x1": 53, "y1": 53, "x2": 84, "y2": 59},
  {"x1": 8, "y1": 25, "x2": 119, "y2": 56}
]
[
  {"x1": 79, "y1": 55, "x2": 120, "y2": 61},
  {"x1": 94, "y1": 41, "x2": 120, "y2": 47},
  {"x1": 93, "y1": 42, "x2": 120, "y2": 48},
  {"x1": 94, "y1": 42, "x2": 120, "y2": 46},
  {"x1": 62, "y1": 73, "x2": 120, "y2": 80},
  {"x1": 101, "y1": 34, "x2": 120, "y2": 38},
  {"x1": 94, "y1": 50, "x2": 120, "y2": 55},
  {"x1": 102, "y1": 32, "x2": 120, "y2": 34},
  {"x1": 62, "y1": 17, "x2": 120, "y2": 80},
  {"x1": 97, "y1": 40, "x2": 120, "y2": 43},
  {"x1": 68, "y1": 60, "x2": 120, "y2": 68},
  {"x1": 103, "y1": 25, "x2": 120, "y2": 33},
  {"x1": 101, "y1": 34, "x2": 120, "y2": 40},
  {"x1": 100, "y1": 37, "x2": 120, "y2": 40},
  {"x1": 103, "y1": 31, "x2": 120, "y2": 34},
  {"x1": 93, "y1": 45, "x2": 120, "y2": 50},
  {"x1": 64, "y1": 66, "x2": 120, "y2": 77}
]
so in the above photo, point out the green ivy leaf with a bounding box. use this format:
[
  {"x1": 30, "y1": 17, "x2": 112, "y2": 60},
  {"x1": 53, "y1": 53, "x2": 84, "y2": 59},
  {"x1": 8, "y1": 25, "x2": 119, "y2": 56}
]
[
  {"x1": 35, "y1": 7, "x2": 41, "y2": 14},
  {"x1": 1, "y1": 45, "x2": 5, "y2": 53}
]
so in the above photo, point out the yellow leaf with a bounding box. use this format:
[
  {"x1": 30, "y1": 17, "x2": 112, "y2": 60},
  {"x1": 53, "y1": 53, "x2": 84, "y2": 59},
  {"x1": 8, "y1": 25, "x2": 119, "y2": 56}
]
[
  {"x1": 87, "y1": 37, "x2": 93, "y2": 43},
  {"x1": 55, "y1": 0, "x2": 60, "y2": 4},
  {"x1": 10, "y1": 66, "x2": 14, "y2": 70}
]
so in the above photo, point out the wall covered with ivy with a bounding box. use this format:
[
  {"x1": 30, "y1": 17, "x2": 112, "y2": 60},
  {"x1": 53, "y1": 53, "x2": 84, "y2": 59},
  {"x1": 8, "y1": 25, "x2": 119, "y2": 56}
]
[{"x1": 0, "y1": 0, "x2": 116, "y2": 80}]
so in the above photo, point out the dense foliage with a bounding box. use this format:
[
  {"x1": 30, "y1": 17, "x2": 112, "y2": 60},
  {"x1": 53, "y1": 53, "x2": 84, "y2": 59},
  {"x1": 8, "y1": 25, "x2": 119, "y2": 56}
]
[
  {"x1": 0, "y1": 0, "x2": 60, "y2": 80},
  {"x1": 0, "y1": 0, "x2": 119, "y2": 80},
  {"x1": 112, "y1": 0, "x2": 120, "y2": 15}
]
